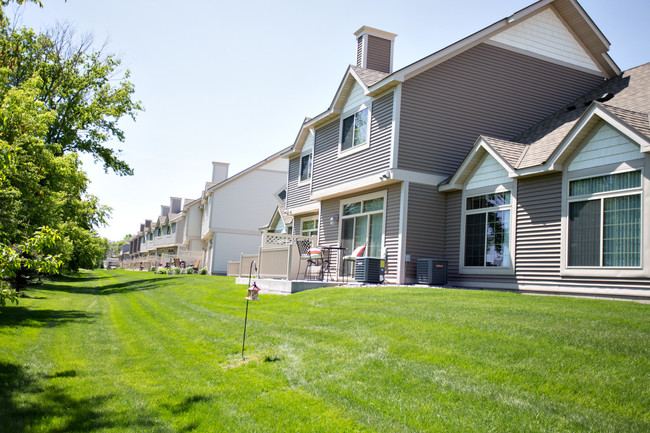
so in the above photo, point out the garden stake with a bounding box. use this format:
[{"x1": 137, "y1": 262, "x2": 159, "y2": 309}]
[{"x1": 242, "y1": 261, "x2": 258, "y2": 360}]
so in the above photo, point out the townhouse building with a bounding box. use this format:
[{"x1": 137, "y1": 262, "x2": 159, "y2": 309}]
[{"x1": 282, "y1": 0, "x2": 649, "y2": 297}]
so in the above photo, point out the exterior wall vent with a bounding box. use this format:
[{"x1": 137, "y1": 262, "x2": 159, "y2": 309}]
[{"x1": 354, "y1": 26, "x2": 397, "y2": 73}]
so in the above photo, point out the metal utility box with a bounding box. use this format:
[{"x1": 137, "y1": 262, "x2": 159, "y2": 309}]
[
  {"x1": 354, "y1": 257, "x2": 382, "y2": 283},
  {"x1": 417, "y1": 259, "x2": 448, "y2": 285}
]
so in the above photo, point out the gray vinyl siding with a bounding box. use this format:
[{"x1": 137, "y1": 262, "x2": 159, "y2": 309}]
[
  {"x1": 366, "y1": 35, "x2": 391, "y2": 73},
  {"x1": 443, "y1": 173, "x2": 650, "y2": 293},
  {"x1": 312, "y1": 92, "x2": 393, "y2": 193},
  {"x1": 404, "y1": 184, "x2": 446, "y2": 282},
  {"x1": 515, "y1": 173, "x2": 562, "y2": 283},
  {"x1": 318, "y1": 183, "x2": 401, "y2": 283},
  {"x1": 286, "y1": 156, "x2": 312, "y2": 209},
  {"x1": 383, "y1": 183, "x2": 401, "y2": 283},
  {"x1": 398, "y1": 43, "x2": 604, "y2": 177},
  {"x1": 516, "y1": 173, "x2": 650, "y2": 292}
]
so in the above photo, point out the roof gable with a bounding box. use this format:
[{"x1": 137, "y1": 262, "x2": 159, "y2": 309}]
[
  {"x1": 488, "y1": 6, "x2": 601, "y2": 74},
  {"x1": 287, "y1": 65, "x2": 389, "y2": 156},
  {"x1": 567, "y1": 122, "x2": 641, "y2": 172},
  {"x1": 440, "y1": 136, "x2": 517, "y2": 191},
  {"x1": 380, "y1": 0, "x2": 618, "y2": 92}
]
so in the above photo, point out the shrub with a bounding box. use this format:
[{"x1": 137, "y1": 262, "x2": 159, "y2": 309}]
[
  {"x1": 157, "y1": 268, "x2": 168, "y2": 275},
  {"x1": 199, "y1": 267, "x2": 208, "y2": 275},
  {"x1": 150, "y1": 266, "x2": 155, "y2": 272},
  {"x1": 173, "y1": 267, "x2": 181, "y2": 275},
  {"x1": 186, "y1": 268, "x2": 194, "y2": 275}
]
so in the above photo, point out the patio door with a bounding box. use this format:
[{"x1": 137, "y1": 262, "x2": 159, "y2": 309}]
[{"x1": 340, "y1": 193, "x2": 384, "y2": 258}]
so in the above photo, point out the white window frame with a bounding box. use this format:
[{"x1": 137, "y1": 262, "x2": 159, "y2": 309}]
[
  {"x1": 298, "y1": 151, "x2": 313, "y2": 186},
  {"x1": 338, "y1": 190, "x2": 386, "y2": 258},
  {"x1": 300, "y1": 216, "x2": 319, "y2": 237},
  {"x1": 459, "y1": 183, "x2": 516, "y2": 275},
  {"x1": 560, "y1": 159, "x2": 649, "y2": 278},
  {"x1": 338, "y1": 104, "x2": 370, "y2": 158}
]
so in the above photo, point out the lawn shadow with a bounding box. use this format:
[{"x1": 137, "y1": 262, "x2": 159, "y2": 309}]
[
  {"x1": 0, "y1": 307, "x2": 98, "y2": 328},
  {"x1": 51, "y1": 274, "x2": 104, "y2": 283},
  {"x1": 97, "y1": 277, "x2": 187, "y2": 295},
  {"x1": 0, "y1": 361, "x2": 167, "y2": 432},
  {"x1": 162, "y1": 395, "x2": 214, "y2": 432},
  {"x1": 0, "y1": 361, "x2": 112, "y2": 433},
  {"x1": 36, "y1": 276, "x2": 186, "y2": 296}
]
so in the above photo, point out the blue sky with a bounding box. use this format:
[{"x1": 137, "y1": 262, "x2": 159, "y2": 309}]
[{"x1": 11, "y1": 0, "x2": 650, "y2": 241}]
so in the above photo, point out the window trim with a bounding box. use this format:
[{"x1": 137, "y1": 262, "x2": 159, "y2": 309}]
[
  {"x1": 459, "y1": 183, "x2": 516, "y2": 275},
  {"x1": 338, "y1": 104, "x2": 370, "y2": 158},
  {"x1": 338, "y1": 190, "x2": 387, "y2": 258},
  {"x1": 560, "y1": 159, "x2": 649, "y2": 278},
  {"x1": 300, "y1": 216, "x2": 319, "y2": 237},
  {"x1": 298, "y1": 151, "x2": 313, "y2": 186}
]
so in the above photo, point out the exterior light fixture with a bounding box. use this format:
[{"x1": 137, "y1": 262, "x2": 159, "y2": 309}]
[{"x1": 329, "y1": 215, "x2": 339, "y2": 226}]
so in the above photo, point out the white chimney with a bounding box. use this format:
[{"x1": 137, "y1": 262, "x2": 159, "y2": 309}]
[{"x1": 211, "y1": 161, "x2": 229, "y2": 184}]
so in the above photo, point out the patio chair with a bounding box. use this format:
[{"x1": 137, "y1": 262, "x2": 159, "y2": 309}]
[
  {"x1": 174, "y1": 258, "x2": 181, "y2": 268},
  {"x1": 342, "y1": 245, "x2": 366, "y2": 282},
  {"x1": 296, "y1": 239, "x2": 323, "y2": 280},
  {"x1": 192, "y1": 259, "x2": 201, "y2": 272}
]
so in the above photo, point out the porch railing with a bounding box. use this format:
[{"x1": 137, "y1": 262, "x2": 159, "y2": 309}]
[{"x1": 227, "y1": 233, "x2": 316, "y2": 279}]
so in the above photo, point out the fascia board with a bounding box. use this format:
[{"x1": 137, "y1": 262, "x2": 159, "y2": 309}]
[
  {"x1": 286, "y1": 202, "x2": 320, "y2": 216},
  {"x1": 303, "y1": 108, "x2": 341, "y2": 130},
  {"x1": 567, "y1": 0, "x2": 610, "y2": 49},
  {"x1": 347, "y1": 67, "x2": 371, "y2": 95},
  {"x1": 285, "y1": 117, "x2": 316, "y2": 157},
  {"x1": 438, "y1": 137, "x2": 516, "y2": 192}
]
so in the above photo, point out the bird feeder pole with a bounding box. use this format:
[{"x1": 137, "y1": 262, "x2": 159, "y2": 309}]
[{"x1": 242, "y1": 261, "x2": 259, "y2": 360}]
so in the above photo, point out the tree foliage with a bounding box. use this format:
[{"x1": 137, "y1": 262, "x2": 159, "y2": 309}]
[
  {"x1": 0, "y1": 0, "x2": 141, "y2": 291},
  {"x1": 0, "y1": 226, "x2": 61, "y2": 305}
]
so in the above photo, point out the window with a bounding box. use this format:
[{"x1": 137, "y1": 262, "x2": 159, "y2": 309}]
[
  {"x1": 568, "y1": 170, "x2": 641, "y2": 268},
  {"x1": 464, "y1": 192, "x2": 511, "y2": 267},
  {"x1": 341, "y1": 194, "x2": 384, "y2": 258},
  {"x1": 341, "y1": 107, "x2": 368, "y2": 151},
  {"x1": 300, "y1": 153, "x2": 312, "y2": 182},
  {"x1": 171, "y1": 223, "x2": 176, "y2": 234},
  {"x1": 301, "y1": 217, "x2": 318, "y2": 237}
]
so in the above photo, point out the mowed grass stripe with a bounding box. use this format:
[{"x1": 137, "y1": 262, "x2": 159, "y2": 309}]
[
  {"x1": 95, "y1": 272, "x2": 369, "y2": 432},
  {"x1": 1, "y1": 269, "x2": 648, "y2": 432}
]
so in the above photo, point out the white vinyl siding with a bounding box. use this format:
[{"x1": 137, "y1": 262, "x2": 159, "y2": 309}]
[
  {"x1": 342, "y1": 82, "x2": 367, "y2": 113},
  {"x1": 465, "y1": 154, "x2": 511, "y2": 191},
  {"x1": 490, "y1": 8, "x2": 600, "y2": 72},
  {"x1": 568, "y1": 124, "x2": 641, "y2": 172}
]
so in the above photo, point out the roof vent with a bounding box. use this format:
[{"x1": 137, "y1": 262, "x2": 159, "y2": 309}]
[{"x1": 596, "y1": 92, "x2": 614, "y2": 103}]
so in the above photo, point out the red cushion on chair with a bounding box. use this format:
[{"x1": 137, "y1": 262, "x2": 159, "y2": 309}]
[
  {"x1": 352, "y1": 245, "x2": 365, "y2": 257},
  {"x1": 307, "y1": 248, "x2": 323, "y2": 259}
]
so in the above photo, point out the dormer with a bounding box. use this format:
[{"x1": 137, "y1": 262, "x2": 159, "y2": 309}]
[{"x1": 354, "y1": 26, "x2": 397, "y2": 74}]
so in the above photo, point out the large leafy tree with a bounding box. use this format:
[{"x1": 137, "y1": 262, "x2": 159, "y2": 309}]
[{"x1": 0, "y1": 0, "x2": 142, "y2": 284}]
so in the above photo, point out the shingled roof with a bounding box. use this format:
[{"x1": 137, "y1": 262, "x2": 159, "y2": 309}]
[
  {"x1": 350, "y1": 65, "x2": 390, "y2": 87},
  {"x1": 510, "y1": 62, "x2": 650, "y2": 169}
]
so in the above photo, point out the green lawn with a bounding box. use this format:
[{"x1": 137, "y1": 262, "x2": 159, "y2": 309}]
[{"x1": 0, "y1": 270, "x2": 648, "y2": 433}]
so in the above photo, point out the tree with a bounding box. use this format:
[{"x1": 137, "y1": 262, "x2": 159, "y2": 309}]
[
  {"x1": 0, "y1": 226, "x2": 61, "y2": 305},
  {"x1": 0, "y1": 0, "x2": 142, "y2": 282},
  {"x1": 3, "y1": 23, "x2": 142, "y2": 175}
]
